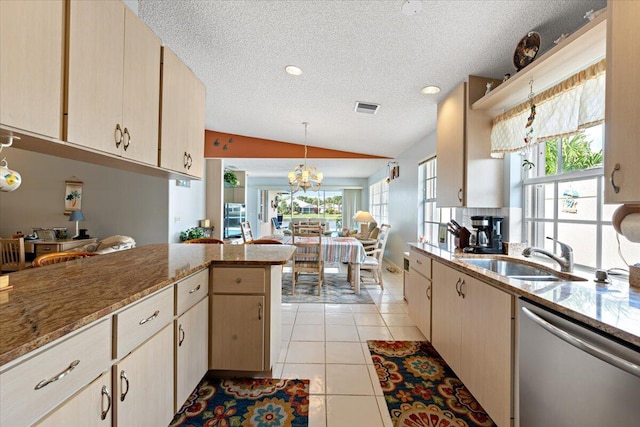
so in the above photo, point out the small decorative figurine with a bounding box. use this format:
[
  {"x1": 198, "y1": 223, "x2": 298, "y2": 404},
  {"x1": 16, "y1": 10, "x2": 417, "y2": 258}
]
[
  {"x1": 503, "y1": 73, "x2": 511, "y2": 82},
  {"x1": 485, "y1": 82, "x2": 493, "y2": 95}
]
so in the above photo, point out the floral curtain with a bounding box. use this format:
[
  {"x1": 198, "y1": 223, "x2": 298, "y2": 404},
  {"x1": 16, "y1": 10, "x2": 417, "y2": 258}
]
[{"x1": 490, "y1": 59, "x2": 606, "y2": 158}]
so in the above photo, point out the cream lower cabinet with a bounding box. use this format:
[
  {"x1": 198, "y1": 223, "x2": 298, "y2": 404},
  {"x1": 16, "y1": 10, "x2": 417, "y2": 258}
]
[
  {"x1": 175, "y1": 297, "x2": 209, "y2": 410},
  {"x1": 431, "y1": 261, "x2": 513, "y2": 427},
  {"x1": 406, "y1": 249, "x2": 432, "y2": 340},
  {"x1": 116, "y1": 324, "x2": 174, "y2": 427},
  {"x1": 605, "y1": 0, "x2": 640, "y2": 203},
  {"x1": 210, "y1": 266, "x2": 281, "y2": 372},
  {"x1": 35, "y1": 371, "x2": 112, "y2": 427}
]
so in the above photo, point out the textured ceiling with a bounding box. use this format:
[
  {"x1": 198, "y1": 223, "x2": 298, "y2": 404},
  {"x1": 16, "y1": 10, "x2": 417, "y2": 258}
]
[{"x1": 138, "y1": 0, "x2": 606, "y2": 178}]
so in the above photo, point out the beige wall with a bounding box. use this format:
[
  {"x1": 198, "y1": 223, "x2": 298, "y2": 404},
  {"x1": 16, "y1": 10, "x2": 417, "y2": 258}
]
[{"x1": 0, "y1": 147, "x2": 206, "y2": 245}]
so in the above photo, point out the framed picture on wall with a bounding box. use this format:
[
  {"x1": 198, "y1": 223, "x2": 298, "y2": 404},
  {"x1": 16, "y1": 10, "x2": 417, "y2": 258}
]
[{"x1": 64, "y1": 180, "x2": 83, "y2": 215}]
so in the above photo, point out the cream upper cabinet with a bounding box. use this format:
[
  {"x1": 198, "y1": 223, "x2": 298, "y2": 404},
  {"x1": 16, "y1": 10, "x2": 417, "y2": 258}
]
[
  {"x1": 160, "y1": 46, "x2": 206, "y2": 179},
  {"x1": 66, "y1": 0, "x2": 160, "y2": 166},
  {"x1": 436, "y1": 76, "x2": 503, "y2": 208},
  {"x1": 431, "y1": 261, "x2": 513, "y2": 427},
  {"x1": 0, "y1": 0, "x2": 64, "y2": 139},
  {"x1": 605, "y1": 0, "x2": 640, "y2": 203}
]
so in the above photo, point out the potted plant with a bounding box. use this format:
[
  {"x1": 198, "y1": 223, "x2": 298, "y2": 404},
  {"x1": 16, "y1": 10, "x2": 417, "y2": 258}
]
[
  {"x1": 224, "y1": 171, "x2": 238, "y2": 186},
  {"x1": 179, "y1": 227, "x2": 206, "y2": 242}
]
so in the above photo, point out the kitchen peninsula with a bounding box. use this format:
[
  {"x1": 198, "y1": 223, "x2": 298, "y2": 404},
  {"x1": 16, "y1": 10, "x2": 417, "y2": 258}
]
[{"x1": 0, "y1": 243, "x2": 294, "y2": 426}]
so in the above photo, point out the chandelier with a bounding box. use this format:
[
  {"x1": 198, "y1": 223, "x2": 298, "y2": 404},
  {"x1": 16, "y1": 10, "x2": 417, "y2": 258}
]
[{"x1": 288, "y1": 122, "x2": 323, "y2": 192}]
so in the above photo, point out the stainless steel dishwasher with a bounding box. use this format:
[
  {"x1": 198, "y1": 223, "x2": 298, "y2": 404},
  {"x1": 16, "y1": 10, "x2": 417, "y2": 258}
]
[{"x1": 518, "y1": 299, "x2": 640, "y2": 426}]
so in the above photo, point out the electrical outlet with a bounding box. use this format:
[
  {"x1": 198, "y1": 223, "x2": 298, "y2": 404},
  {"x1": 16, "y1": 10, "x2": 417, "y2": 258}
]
[{"x1": 174, "y1": 216, "x2": 181, "y2": 223}]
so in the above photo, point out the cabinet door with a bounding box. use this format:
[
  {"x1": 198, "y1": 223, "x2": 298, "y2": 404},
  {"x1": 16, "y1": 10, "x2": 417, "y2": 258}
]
[
  {"x1": 176, "y1": 297, "x2": 209, "y2": 411},
  {"x1": 436, "y1": 82, "x2": 465, "y2": 207},
  {"x1": 35, "y1": 371, "x2": 112, "y2": 427},
  {"x1": 0, "y1": 0, "x2": 64, "y2": 138},
  {"x1": 66, "y1": 0, "x2": 125, "y2": 155},
  {"x1": 116, "y1": 324, "x2": 174, "y2": 427},
  {"x1": 407, "y1": 269, "x2": 430, "y2": 341},
  {"x1": 430, "y1": 261, "x2": 462, "y2": 372},
  {"x1": 460, "y1": 275, "x2": 513, "y2": 427},
  {"x1": 121, "y1": 7, "x2": 161, "y2": 165},
  {"x1": 185, "y1": 74, "x2": 206, "y2": 178},
  {"x1": 605, "y1": 0, "x2": 640, "y2": 203},
  {"x1": 210, "y1": 295, "x2": 265, "y2": 371}
]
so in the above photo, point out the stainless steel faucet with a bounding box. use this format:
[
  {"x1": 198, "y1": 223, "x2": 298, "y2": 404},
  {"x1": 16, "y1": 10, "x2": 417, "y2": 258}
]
[{"x1": 522, "y1": 237, "x2": 574, "y2": 273}]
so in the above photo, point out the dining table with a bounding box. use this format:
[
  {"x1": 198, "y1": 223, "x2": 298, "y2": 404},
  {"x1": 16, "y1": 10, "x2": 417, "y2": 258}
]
[{"x1": 265, "y1": 234, "x2": 367, "y2": 294}]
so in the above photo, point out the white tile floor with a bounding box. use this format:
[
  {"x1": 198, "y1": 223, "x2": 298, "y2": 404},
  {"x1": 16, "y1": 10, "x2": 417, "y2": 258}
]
[{"x1": 276, "y1": 265, "x2": 426, "y2": 427}]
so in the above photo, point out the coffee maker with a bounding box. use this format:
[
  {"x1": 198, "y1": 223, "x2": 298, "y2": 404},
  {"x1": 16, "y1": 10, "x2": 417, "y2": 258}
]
[{"x1": 464, "y1": 216, "x2": 504, "y2": 254}]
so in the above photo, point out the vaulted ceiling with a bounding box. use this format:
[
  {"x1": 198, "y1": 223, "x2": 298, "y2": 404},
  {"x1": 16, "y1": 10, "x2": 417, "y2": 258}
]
[{"x1": 138, "y1": 0, "x2": 606, "y2": 177}]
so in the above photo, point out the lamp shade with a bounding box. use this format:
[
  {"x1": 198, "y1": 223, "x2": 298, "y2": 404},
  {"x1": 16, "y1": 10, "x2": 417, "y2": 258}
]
[
  {"x1": 353, "y1": 211, "x2": 375, "y2": 223},
  {"x1": 69, "y1": 210, "x2": 85, "y2": 222}
]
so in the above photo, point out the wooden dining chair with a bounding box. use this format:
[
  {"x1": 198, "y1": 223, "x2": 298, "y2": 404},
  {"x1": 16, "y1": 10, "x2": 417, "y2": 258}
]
[
  {"x1": 291, "y1": 224, "x2": 323, "y2": 295},
  {"x1": 0, "y1": 237, "x2": 27, "y2": 272},
  {"x1": 33, "y1": 251, "x2": 99, "y2": 267},
  {"x1": 240, "y1": 221, "x2": 254, "y2": 243},
  {"x1": 182, "y1": 238, "x2": 224, "y2": 244}
]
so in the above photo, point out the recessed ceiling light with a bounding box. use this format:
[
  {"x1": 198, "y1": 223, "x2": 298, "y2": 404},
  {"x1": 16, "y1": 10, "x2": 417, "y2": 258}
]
[
  {"x1": 421, "y1": 85, "x2": 441, "y2": 95},
  {"x1": 285, "y1": 65, "x2": 302, "y2": 76},
  {"x1": 401, "y1": 0, "x2": 423, "y2": 16}
]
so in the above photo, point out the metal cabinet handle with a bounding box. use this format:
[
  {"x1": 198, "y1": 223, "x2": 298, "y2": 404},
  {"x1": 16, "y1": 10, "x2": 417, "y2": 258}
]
[
  {"x1": 416, "y1": 259, "x2": 422, "y2": 265},
  {"x1": 458, "y1": 278, "x2": 465, "y2": 298},
  {"x1": 258, "y1": 302, "x2": 263, "y2": 320},
  {"x1": 123, "y1": 127, "x2": 131, "y2": 151},
  {"x1": 138, "y1": 310, "x2": 159, "y2": 325},
  {"x1": 178, "y1": 324, "x2": 185, "y2": 346},
  {"x1": 101, "y1": 385, "x2": 112, "y2": 420},
  {"x1": 521, "y1": 307, "x2": 640, "y2": 378},
  {"x1": 189, "y1": 284, "x2": 201, "y2": 294},
  {"x1": 458, "y1": 188, "x2": 463, "y2": 203},
  {"x1": 115, "y1": 124, "x2": 123, "y2": 147},
  {"x1": 610, "y1": 163, "x2": 621, "y2": 194},
  {"x1": 426, "y1": 284, "x2": 431, "y2": 300},
  {"x1": 34, "y1": 360, "x2": 80, "y2": 390},
  {"x1": 119, "y1": 370, "x2": 129, "y2": 401},
  {"x1": 235, "y1": 277, "x2": 242, "y2": 284},
  {"x1": 455, "y1": 278, "x2": 462, "y2": 296},
  {"x1": 186, "y1": 153, "x2": 193, "y2": 169},
  {"x1": 183, "y1": 151, "x2": 189, "y2": 168}
]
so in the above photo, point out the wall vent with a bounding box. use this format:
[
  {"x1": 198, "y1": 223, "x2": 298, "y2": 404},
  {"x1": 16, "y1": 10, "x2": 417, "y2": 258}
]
[{"x1": 354, "y1": 101, "x2": 380, "y2": 114}]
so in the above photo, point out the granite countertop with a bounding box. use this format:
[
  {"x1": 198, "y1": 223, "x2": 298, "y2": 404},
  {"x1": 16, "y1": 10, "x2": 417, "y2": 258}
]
[
  {"x1": 0, "y1": 243, "x2": 295, "y2": 367},
  {"x1": 409, "y1": 243, "x2": 640, "y2": 349}
]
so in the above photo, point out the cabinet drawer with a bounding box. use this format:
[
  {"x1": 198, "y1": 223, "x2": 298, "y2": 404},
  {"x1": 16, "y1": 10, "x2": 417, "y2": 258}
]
[
  {"x1": 114, "y1": 286, "x2": 173, "y2": 359},
  {"x1": 0, "y1": 319, "x2": 111, "y2": 427},
  {"x1": 36, "y1": 244, "x2": 59, "y2": 254},
  {"x1": 410, "y1": 250, "x2": 431, "y2": 278},
  {"x1": 176, "y1": 269, "x2": 208, "y2": 316},
  {"x1": 211, "y1": 267, "x2": 265, "y2": 294}
]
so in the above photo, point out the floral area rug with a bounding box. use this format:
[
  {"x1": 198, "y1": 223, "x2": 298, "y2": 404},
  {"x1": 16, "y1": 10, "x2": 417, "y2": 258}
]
[
  {"x1": 367, "y1": 340, "x2": 496, "y2": 427},
  {"x1": 170, "y1": 377, "x2": 309, "y2": 427},
  {"x1": 281, "y1": 269, "x2": 374, "y2": 304}
]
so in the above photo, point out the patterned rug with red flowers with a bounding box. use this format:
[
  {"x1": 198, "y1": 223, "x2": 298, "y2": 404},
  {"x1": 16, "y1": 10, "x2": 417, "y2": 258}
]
[
  {"x1": 170, "y1": 377, "x2": 309, "y2": 427},
  {"x1": 367, "y1": 340, "x2": 496, "y2": 427}
]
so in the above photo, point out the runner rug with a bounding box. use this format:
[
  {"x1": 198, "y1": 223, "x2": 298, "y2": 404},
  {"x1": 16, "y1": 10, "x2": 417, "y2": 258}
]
[
  {"x1": 170, "y1": 377, "x2": 310, "y2": 427},
  {"x1": 281, "y1": 269, "x2": 374, "y2": 304},
  {"x1": 367, "y1": 340, "x2": 496, "y2": 427}
]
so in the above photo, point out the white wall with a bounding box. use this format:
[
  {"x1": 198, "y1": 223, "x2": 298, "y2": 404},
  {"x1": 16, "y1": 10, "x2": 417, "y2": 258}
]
[
  {"x1": 0, "y1": 147, "x2": 206, "y2": 245},
  {"x1": 374, "y1": 133, "x2": 437, "y2": 268}
]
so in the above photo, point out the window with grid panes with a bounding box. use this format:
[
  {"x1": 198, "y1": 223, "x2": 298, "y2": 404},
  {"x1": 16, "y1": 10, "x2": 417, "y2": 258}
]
[
  {"x1": 369, "y1": 179, "x2": 388, "y2": 226},
  {"x1": 418, "y1": 157, "x2": 456, "y2": 246}
]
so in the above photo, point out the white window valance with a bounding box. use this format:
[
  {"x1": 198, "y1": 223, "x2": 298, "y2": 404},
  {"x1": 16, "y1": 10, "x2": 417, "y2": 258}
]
[{"x1": 490, "y1": 59, "x2": 606, "y2": 158}]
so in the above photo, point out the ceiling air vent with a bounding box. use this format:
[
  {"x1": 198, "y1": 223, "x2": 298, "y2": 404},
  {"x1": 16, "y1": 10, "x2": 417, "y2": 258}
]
[{"x1": 354, "y1": 101, "x2": 380, "y2": 115}]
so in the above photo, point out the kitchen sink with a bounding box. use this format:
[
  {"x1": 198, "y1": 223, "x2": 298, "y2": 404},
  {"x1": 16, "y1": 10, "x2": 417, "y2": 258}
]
[{"x1": 458, "y1": 258, "x2": 587, "y2": 282}]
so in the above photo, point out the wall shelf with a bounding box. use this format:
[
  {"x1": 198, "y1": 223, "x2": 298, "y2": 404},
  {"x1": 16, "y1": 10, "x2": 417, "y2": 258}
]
[{"x1": 472, "y1": 12, "x2": 606, "y2": 114}]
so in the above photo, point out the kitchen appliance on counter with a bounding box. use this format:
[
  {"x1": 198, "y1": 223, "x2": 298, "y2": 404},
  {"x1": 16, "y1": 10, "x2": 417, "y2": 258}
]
[
  {"x1": 518, "y1": 299, "x2": 640, "y2": 426},
  {"x1": 463, "y1": 216, "x2": 504, "y2": 254}
]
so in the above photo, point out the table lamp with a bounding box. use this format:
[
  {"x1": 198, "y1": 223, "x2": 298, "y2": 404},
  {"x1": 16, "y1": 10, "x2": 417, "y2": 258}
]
[
  {"x1": 69, "y1": 210, "x2": 85, "y2": 239},
  {"x1": 353, "y1": 211, "x2": 376, "y2": 236}
]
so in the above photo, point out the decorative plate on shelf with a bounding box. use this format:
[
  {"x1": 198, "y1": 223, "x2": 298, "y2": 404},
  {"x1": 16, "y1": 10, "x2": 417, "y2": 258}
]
[{"x1": 513, "y1": 31, "x2": 541, "y2": 71}]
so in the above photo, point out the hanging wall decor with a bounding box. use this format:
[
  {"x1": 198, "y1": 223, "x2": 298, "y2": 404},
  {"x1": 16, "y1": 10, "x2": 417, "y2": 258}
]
[
  {"x1": 0, "y1": 135, "x2": 22, "y2": 192},
  {"x1": 64, "y1": 179, "x2": 83, "y2": 215}
]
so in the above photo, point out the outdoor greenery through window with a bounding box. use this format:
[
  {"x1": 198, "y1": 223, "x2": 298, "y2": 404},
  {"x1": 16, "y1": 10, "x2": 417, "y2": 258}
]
[
  {"x1": 369, "y1": 179, "x2": 389, "y2": 226},
  {"x1": 277, "y1": 190, "x2": 343, "y2": 230},
  {"x1": 522, "y1": 124, "x2": 632, "y2": 270},
  {"x1": 418, "y1": 157, "x2": 455, "y2": 246}
]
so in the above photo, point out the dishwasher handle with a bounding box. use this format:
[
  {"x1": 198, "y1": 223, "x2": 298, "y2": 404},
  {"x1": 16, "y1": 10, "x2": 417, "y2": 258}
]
[{"x1": 521, "y1": 306, "x2": 640, "y2": 379}]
